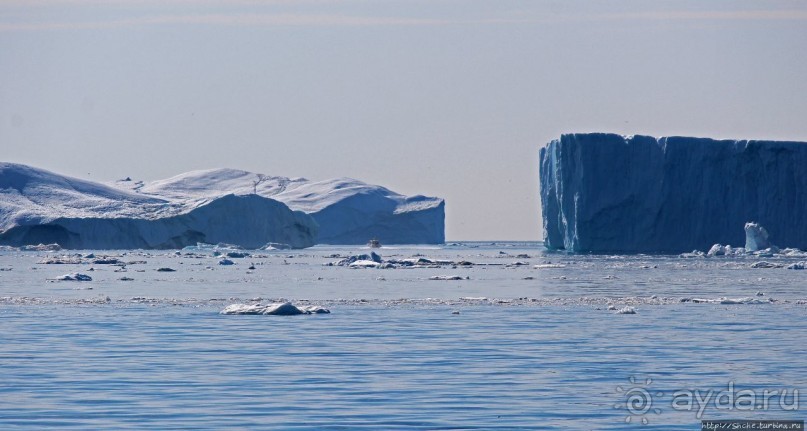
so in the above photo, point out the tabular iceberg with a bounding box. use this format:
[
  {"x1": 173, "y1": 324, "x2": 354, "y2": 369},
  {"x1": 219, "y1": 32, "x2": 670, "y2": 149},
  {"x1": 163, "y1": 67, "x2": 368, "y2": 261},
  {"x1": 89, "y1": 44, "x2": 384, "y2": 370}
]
[
  {"x1": 540, "y1": 133, "x2": 807, "y2": 253},
  {"x1": 117, "y1": 168, "x2": 445, "y2": 245},
  {"x1": 0, "y1": 163, "x2": 317, "y2": 249},
  {"x1": 0, "y1": 163, "x2": 444, "y2": 249}
]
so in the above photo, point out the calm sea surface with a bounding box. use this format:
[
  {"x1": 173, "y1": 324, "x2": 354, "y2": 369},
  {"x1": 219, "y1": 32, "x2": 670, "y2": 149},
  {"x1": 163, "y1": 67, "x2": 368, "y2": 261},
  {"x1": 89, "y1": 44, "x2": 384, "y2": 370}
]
[{"x1": 1, "y1": 242, "x2": 805, "y2": 430}]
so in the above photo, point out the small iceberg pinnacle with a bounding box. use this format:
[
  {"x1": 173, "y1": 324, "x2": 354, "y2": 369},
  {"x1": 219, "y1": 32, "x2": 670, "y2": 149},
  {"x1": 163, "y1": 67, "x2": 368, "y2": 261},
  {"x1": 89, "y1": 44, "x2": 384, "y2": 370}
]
[{"x1": 744, "y1": 222, "x2": 771, "y2": 252}]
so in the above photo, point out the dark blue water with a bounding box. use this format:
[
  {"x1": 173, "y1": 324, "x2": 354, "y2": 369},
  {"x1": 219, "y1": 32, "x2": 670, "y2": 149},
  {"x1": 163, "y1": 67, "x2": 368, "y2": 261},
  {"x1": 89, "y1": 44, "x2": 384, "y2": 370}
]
[{"x1": 1, "y1": 245, "x2": 805, "y2": 429}]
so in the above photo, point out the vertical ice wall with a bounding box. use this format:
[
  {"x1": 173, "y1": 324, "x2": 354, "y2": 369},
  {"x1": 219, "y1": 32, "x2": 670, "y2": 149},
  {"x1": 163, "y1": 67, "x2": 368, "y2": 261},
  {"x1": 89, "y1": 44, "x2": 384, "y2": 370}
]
[{"x1": 539, "y1": 133, "x2": 807, "y2": 253}]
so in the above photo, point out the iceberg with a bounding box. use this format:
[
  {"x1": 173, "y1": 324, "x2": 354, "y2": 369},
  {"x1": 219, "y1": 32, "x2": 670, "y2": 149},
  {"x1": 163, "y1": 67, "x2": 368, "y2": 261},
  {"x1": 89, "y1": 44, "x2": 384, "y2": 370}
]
[
  {"x1": 220, "y1": 302, "x2": 330, "y2": 315},
  {"x1": 744, "y1": 222, "x2": 772, "y2": 252},
  {"x1": 540, "y1": 133, "x2": 807, "y2": 253},
  {"x1": 0, "y1": 163, "x2": 444, "y2": 249},
  {"x1": 123, "y1": 168, "x2": 445, "y2": 245},
  {"x1": 0, "y1": 163, "x2": 317, "y2": 249}
]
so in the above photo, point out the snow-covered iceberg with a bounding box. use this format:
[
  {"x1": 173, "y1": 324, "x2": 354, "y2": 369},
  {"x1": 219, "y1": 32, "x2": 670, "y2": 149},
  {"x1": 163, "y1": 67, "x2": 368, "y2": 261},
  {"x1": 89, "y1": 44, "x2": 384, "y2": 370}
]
[
  {"x1": 116, "y1": 168, "x2": 445, "y2": 245},
  {"x1": 0, "y1": 163, "x2": 443, "y2": 249},
  {"x1": 540, "y1": 133, "x2": 807, "y2": 253},
  {"x1": 0, "y1": 163, "x2": 317, "y2": 249}
]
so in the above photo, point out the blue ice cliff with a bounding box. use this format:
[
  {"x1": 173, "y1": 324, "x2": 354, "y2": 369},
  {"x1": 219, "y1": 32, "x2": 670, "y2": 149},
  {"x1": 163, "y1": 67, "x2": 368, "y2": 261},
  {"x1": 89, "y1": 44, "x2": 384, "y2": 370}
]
[
  {"x1": 539, "y1": 133, "x2": 807, "y2": 253},
  {"x1": 0, "y1": 163, "x2": 444, "y2": 249}
]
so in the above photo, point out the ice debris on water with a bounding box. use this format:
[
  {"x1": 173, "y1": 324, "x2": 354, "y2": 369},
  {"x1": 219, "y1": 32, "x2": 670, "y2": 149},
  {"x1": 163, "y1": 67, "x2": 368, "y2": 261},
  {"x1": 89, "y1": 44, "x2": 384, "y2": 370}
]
[
  {"x1": 750, "y1": 261, "x2": 783, "y2": 269},
  {"x1": 429, "y1": 275, "x2": 470, "y2": 281},
  {"x1": 680, "y1": 297, "x2": 773, "y2": 305},
  {"x1": 53, "y1": 273, "x2": 92, "y2": 281},
  {"x1": 614, "y1": 306, "x2": 637, "y2": 314},
  {"x1": 220, "y1": 302, "x2": 330, "y2": 315}
]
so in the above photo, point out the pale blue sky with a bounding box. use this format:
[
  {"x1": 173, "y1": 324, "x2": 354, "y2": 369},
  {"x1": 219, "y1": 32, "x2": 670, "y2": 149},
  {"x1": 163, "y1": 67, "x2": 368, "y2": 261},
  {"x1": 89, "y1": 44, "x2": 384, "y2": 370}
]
[{"x1": 2, "y1": 0, "x2": 806, "y2": 240}]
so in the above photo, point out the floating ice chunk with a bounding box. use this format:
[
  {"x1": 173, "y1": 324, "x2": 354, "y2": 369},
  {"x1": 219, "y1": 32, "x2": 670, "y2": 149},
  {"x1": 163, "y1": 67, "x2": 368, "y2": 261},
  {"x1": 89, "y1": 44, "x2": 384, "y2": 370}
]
[
  {"x1": 39, "y1": 256, "x2": 83, "y2": 264},
  {"x1": 21, "y1": 243, "x2": 62, "y2": 251},
  {"x1": 745, "y1": 222, "x2": 771, "y2": 252},
  {"x1": 218, "y1": 259, "x2": 235, "y2": 265},
  {"x1": 220, "y1": 302, "x2": 330, "y2": 315},
  {"x1": 615, "y1": 306, "x2": 637, "y2": 314},
  {"x1": 684, "y1": 297, "x2": 772, "y2": 304},
  {"x1": 719, "y1": 297, "x2": 771, "y2": 305},
  {"x1": 156, "y1": 267, "x2": 176, "y2": 272},
  {"x1": 349, "y1": 260, "x2": 381, "y2": 268},
  {"x1": 533, "y1": 264, "x2": 566, "y2": 269},
  {"x1": 429, "y1": 275, "x2": 469, "y2": 280},
  {"x1": 54, "y1": 273, "x2": 92, "y2": 281},
  {"x1": 226, "y1": 252, "x2": 250, "y2": 258},
  {"x1": 707, "y1": 244, "x2": 726, "y2": 257},
  {"x1": 750, "y1": 261, "x2": 782, "y2": 269},
  {"x1": 786, "y1": 262, "x2": 806, "y2": 270}
]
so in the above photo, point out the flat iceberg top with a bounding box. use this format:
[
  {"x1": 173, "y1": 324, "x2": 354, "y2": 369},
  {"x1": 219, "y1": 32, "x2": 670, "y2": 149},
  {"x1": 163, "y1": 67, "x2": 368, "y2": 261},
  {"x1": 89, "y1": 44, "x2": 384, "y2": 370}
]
[
  {"x1": 115, "y1": 168, "x2": 443, "y2": 214},
  {"x1": 0, "y1": 163, "x2": 170, "y2": 229}
]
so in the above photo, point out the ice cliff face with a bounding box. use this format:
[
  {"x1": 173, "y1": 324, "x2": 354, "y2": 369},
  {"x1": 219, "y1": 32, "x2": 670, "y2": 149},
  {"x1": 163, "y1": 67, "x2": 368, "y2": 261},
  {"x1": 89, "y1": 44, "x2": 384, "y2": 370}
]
[
  {"x1": 540, "y1": 133, "x2": 807, "y2": 253},
  {"x1": 0, "y1": 163, "x2": 317, "y2": 249},
  {"x1": 121, "y1": 168, "x2": 445, "y2": 245}
]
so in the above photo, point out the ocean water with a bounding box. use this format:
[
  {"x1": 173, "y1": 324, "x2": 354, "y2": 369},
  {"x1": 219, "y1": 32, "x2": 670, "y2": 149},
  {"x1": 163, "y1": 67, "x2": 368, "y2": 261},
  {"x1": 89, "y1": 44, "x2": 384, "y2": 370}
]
[{"x1": 1, "y1": 243, "x2": 805, "y2": 430}]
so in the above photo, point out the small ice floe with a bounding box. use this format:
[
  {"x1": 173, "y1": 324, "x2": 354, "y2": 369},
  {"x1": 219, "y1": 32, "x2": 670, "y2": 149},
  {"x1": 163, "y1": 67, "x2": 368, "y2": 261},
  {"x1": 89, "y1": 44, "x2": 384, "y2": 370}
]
[
  {"x1": 533, "y1": 263, "x2": 566, "y2": 269},
  {"x1": 226, "y1": 251, "x2": 250, "y2": 258},
  {"x1": 349, "y1": 260, "x2": 381, "y2": 268},
  {"x1": 522, "y1": 276, "x2": 535, "y2": 280},
  {"x1": 119, "y1": 276, "x2": 134, "y2": 281},
  {"x1": 39, "y1": 256, "x2": 83, "y2": 265},
  {"x1": 607, "y1": 304, "x2": 617, "y2": 311},
  {"x1": 615, "y1": 306, "x2": 637, "y2": 314},
  {"x1": 719, "y1": 297, "x2": 772, "y2": 305},
  {"x1": 220, "y1": 302, "x2": 330, "y2": 316},
  {"x1": 218, "y1": 259, "x2": 235, "y2": 265},
  {"x1": 92, "y1": 258, "x2": 121, "y2": 265},
  {"x1": 261, "y1": 242, "x2": 292, "y2": 250},
  {"x1": 679, "y1": 250, "x2": 705, "y2": 258},
  {"x1": 750, "y1": 261, "x2": 783, "y2": 269},
  {"x1": 53, "y1": 273, "x2": 92, "y2": 281},
  {"x1": 156, "y1": 267, "x2": 176, "y2": 272},
  {"x1": 786, "y1": 262, "x2": 806, "y2": 270},
  {"x1": 429, "y1": 275, "x2": 469, "y2": 281},
  {"x1": 682, "y1": 297, "x2": 772, "y2": 305},
  {"x1": 21, "y1": 243, "x2": 62, "y2": 251}
]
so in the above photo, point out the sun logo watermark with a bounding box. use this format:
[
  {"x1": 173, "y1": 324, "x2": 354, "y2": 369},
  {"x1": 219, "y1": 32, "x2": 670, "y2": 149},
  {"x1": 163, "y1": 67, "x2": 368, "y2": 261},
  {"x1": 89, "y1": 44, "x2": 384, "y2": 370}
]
[
  {"x1": 615, "y1": 376, "x2": 664, "y2": 424},
  {"x1": 615, "y1": 377, "x2": 800, "y2": 425}
]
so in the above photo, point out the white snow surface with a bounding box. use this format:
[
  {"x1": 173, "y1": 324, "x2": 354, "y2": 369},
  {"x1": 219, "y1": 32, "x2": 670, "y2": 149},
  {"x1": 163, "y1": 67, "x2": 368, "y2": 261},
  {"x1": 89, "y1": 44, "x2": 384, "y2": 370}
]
[
  {"x1": 0, "y1": 163, "x2": 444, "y2": 249},
  {"x1": 220, "y1": 302, "x2": 330, "y2": 315},
  {"x1": 0, "y1": 163, "x2": 317, "y2": 249},
  {"x1": 114, "y1": 168, "x2": 445, "y2": 245},
  {"x1": 540, "y1": 133, "x2": 807, "y2": 253}
]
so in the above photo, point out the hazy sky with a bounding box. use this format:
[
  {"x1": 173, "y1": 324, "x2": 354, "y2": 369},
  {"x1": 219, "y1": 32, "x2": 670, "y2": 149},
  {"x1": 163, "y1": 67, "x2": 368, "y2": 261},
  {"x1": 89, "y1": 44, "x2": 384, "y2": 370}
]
[{"x1": 2, "y1": 0, "x2": 806, "y2": 240}]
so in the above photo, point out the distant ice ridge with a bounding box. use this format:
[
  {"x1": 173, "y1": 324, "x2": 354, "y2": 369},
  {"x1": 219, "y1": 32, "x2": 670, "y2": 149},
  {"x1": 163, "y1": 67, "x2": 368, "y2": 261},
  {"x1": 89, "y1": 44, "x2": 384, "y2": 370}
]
[
  {"x1": 115, "y1": 168, "x2": 445, "y2": 245},
  {"x1": 540, "y1": 133, "x2": 807, "y2": 253},
  {"x1": 0, "y1": 163, "x2": 317, "y2": 249}
]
